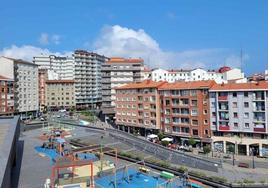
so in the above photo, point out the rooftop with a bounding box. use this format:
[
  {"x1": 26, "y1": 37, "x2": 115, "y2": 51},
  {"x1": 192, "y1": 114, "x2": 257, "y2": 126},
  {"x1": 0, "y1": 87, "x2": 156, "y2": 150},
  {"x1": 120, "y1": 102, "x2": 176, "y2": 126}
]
[
  {"x1": 116, "y1": 80, "x2": 166, "y2": 90},
  {"x1": 2, "y1": 56, "x2": 38, "y2": 66},
  {"x1": 0, "y1": 116, "x2": 19, "y2": 187},
  {"x1": 107, "y1": 57, "x2": 144, "y2": 64},
  {"x1": 210, "y1": 81, "x2": 268, "y2": 91},
  {"x1": 159, "y1": 80, "x2": 216, "y2": 90}
]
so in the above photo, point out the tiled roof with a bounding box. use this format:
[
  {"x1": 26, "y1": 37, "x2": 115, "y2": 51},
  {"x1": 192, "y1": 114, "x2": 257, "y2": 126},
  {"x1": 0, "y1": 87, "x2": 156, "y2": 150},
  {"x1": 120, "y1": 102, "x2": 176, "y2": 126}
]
[
  {"x1": 210, "y1": 81, "x2": 268, "y2": 91},
  {"x1": 159, "y1": 80, "x2": 216, "y2": 90},
  {"x1": 107, "y1": 57, "x2": 144, "y2": 63},
  {"x1": 46, "y1": 80, "x2": 75, "y2": 84},
  {"x1": 116, "y1": 80, "x2": 166, "y2": 90}
]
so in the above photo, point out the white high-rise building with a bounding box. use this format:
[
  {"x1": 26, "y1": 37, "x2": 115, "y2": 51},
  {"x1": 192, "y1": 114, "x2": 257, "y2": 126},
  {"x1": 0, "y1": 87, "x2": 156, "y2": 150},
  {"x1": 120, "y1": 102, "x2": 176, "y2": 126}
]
[
  {"x1": 73, "y1": 50, "x2": 108, "y2": 109},
  {"x1": 0, "y1": 56, "x2": 39, "y2": 118},
  {"x1": 33, "y1": 55, "x2": 74, "y2": 80},
  {"x1": 265, "y1": 70, "x2": 268, "y2": 80}
]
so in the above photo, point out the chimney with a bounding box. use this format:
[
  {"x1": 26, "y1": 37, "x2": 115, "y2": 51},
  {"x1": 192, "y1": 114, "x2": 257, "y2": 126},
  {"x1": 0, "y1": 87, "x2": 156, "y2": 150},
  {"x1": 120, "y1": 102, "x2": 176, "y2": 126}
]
[{"x1": 221, "y1": 82, "x2": 225, "y2": 86}]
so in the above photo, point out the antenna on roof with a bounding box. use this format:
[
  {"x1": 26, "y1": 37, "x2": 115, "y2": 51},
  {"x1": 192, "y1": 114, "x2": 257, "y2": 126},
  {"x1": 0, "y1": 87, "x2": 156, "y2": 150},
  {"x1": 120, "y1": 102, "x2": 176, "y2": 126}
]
[{"x1": 240, "y1": 48, "x2": 243, "y2": 71}]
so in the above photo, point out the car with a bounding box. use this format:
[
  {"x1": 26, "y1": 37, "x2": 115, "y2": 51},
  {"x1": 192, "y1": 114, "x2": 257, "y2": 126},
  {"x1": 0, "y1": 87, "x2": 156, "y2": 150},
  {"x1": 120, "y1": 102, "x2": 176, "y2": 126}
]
[
  {"x1": 238, "y1": 162, "x2": 249, "y2": 168},
  {"x1": 40, "y1": 117, "x2": 45, "y2": 121},
  {"x1": 57, "y1": 115, "x2": 61, "y2": 118}
]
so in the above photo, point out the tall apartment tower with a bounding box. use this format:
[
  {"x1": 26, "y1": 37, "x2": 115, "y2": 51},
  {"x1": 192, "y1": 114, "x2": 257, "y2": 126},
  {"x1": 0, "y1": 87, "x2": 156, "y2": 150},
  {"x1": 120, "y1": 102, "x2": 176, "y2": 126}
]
[
  {"x1": 73, "y1": 50, "x2": 107, "y2": 110},
  {"x1": 0, "y1": 57, "x2": 39, "y2": 118},
  {"x1": 33, "y1": 55, "x2": 74, "y2": 80},
  {"x1": 101, "y1": 57, "x2": 144, "y2": 122}
]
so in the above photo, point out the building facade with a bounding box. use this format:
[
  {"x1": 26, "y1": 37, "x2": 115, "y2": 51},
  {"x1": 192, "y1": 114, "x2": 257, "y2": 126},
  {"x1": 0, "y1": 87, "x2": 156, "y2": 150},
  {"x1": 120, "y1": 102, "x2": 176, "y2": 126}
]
[
  {"x1": 159, "y1": 81, "x2": 215, "y2": 144},
  {"x1": 115, "y1": 80, "x2": 165, "y2": 135},
  {"x1": 33, "y1": 55, "x2": 74, "y2": 80},
  {"x1": 209, "y1": 81, "x2": 268, "y2": 156},
  {"x1": 144, "y1": 67, "x2": 245, "y2": 84},
  {"x1": 46, "y1": 80, "x2": 75, "y2": 110},
  {"x1": 0, "y1": 76, "x2": 14, "y2": 116},
  {"x1": 0, "y1": 57, "x2": 39, "y2": 118},
  {"x1": 38, "y1": 69, "x2": 48, "y2": 112},
  {"x1": 101, "y1": 57, "x2": 144, "y2": 122},
  {"x1": 73, "y1": 50, "x2": 107, "y2": 110}
]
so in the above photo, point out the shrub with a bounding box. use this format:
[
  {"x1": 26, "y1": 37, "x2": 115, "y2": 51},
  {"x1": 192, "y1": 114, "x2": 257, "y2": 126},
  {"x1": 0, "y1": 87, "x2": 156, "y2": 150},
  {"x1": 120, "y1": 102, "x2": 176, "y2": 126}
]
[
  {"x1": 188, "y1": 137, "x2": 196, "y2": 146},
  {"x1": 243, "y1": 179, "x2": 255, "y2": 184},
  {"x1": 190, "y1": 171, "x2": 207, "y2": 178},
  {"x1": 260, "y1": 180, "x2": 266, "y2": 184},
  {"x1": 203, "y1": 145, "x2": 211, "y2": 155},
  {"x1": 209, "y1": 176, "x2": 227, "y2": 184},
  {"x1": 177, "y1": 166, "x2": 188, "y2": 173},
  {"x1": 161, "y1": 140, "x2": 170, "y2": 147}
]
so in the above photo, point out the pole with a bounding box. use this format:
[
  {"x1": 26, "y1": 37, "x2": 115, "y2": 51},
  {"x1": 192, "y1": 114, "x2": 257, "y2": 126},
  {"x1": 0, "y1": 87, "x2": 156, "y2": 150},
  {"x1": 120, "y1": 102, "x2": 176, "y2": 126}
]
[
  {"x1": 252, "y1": 149, "x2": 255, "y2": 169},
  {"x1": 232, "y1": 152, "x2": 235, "y2": 166}
]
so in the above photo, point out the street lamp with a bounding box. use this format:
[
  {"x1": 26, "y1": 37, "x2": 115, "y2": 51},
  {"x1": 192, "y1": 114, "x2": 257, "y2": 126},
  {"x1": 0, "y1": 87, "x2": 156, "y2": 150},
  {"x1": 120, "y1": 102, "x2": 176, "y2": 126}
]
[{"x1": 252, "y1": 148, "x2": 255, "y2": 169}]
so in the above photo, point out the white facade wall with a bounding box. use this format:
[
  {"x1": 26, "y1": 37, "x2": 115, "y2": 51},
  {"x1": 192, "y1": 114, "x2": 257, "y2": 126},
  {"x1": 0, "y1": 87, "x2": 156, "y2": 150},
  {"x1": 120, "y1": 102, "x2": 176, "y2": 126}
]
[
  {"x1": 33, "y1": 55, "x2": 75, "y2": 80},
  {"x1": 16, "y1": 63, "x2": 39, "y2": 113},
  {"x1": 0, "y1": 57, "x2": 14, "y2": 79},
  {"x1": 265, "y1": 70, "x2": 268, "y2": 80},
  {"x1": 145, "y1": 68, "x2": 245, "y2": 84}
]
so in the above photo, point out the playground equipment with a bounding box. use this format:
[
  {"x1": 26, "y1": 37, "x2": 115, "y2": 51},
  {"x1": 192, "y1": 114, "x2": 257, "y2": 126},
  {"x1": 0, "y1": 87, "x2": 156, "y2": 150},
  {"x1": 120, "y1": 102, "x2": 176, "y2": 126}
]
[{"x1": 51, "y1": 158, "x2": 94, "y2": 188}]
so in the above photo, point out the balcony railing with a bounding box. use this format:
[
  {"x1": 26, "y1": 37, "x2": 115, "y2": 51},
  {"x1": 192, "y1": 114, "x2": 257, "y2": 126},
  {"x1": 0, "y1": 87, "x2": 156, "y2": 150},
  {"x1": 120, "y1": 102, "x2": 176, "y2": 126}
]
[
  {"x1": 254, "y1": 128, "x2": 266, "y2": 132},
  {"x1": 219, "y1": 126, "x2": 230, "y2": 131},
  {"x1": 218, "y1": 96, "x2": 228, "y2": 100}
]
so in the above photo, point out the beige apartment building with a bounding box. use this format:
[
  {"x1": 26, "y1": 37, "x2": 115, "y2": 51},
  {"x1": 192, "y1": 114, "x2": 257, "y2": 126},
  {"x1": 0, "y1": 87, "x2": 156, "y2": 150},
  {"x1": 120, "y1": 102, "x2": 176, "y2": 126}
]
[{"x1": 46, "y1": 80, "x2": 75, "y2": 110}]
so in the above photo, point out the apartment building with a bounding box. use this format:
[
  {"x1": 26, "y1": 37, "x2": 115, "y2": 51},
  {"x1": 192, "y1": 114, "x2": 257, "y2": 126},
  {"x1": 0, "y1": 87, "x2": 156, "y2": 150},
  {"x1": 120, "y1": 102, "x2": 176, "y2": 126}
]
[
  {"x1": 144, "y1": 67, "x2": 245, "y2": 84},
  {"x1": 0, "y1": 57, "x2": 39, "y2": 118},
  {"x1": 115, "y1": 80, "x2": 166, "y2": 135},
  {"x1": 101, "y1": 57, "x2": 144, "y2": 122},
  {"x1": 209, "y1": 81, "x2": 268, "y2": 156},
  {"x1": 46, "y1": 80, "x2": 75, "y2": 110},
  {"x1": 265, "y1": 70, "x2": 268, "y2": 80},
  {"x1": 159, "y1": 81, "x2": 215, "y2": 144},
  {"x1": 0, "y1": 75, "x2": 14, "y2": 116},
  {"x1": 33, "y1": 55, "x2": 74, "y2": 80},
  {"x1": 73, "y1": 50, "x2": 107, "y2": 110}
]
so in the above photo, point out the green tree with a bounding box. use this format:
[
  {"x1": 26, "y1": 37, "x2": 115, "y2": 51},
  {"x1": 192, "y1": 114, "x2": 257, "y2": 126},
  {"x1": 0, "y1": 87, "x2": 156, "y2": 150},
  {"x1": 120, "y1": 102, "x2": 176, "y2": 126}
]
[
  {"x1": 157, "y1": 132, "x2": 164, "y2": 140},
  {"x1": 188, "y1": 137, "x2": 196, "y2": 146},
  {"x1": 203, "y1": 145, "x2": 211, "y2": 156},
  {"x1": 161, "y1": 140, "x2": 170, "y2": 147}
]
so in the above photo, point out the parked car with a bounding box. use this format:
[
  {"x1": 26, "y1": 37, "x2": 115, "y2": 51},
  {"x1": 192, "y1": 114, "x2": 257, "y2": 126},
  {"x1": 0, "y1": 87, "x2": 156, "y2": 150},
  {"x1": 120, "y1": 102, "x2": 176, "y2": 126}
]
[{"x1": 238, "y1": 162, "x2": 249, "y2": 168}]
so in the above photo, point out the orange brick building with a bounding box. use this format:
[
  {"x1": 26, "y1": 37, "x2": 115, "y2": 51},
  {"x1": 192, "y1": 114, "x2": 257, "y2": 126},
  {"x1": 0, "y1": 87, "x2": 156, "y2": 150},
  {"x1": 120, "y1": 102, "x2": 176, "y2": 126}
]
[
  {"x1": 159, "y1": 81, "x2": 215, "y2": 144},
  {"x1": 0, "y1": 75, "x2": 14, "y2": 116}
]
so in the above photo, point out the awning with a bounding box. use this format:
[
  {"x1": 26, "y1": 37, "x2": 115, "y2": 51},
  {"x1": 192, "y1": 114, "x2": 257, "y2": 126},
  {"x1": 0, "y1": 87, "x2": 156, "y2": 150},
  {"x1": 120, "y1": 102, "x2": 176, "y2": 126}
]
[
  {"x1": 147, "y1": 134, "x2": 158, "y2": 139},
  {"x1": 162, "y1": 137, "x2": 173, "y2": 142}
]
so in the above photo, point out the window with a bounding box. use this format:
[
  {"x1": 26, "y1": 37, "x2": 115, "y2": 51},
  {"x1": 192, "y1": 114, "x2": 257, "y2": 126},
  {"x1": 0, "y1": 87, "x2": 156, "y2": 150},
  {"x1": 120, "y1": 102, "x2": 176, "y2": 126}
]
[
  {"x1": 234, "y1": 123, "x2": 238, "y2": 127},
  {"x1": 245, "y1": 123, "x2": 250, "y2": 128},
  {"x1": 244, "y1": 92, "x2": 249, "y2": 97},
  {"x1": 192, "y1": 119, "x2": 198, "y2": 125},
  {"x1": 244, "y1": 102, "x2": 249, "y2": 108},
  {"x1": 192, "y1": 129, "x2": 199, "y2": 136},
  {"x1": 233, "y1": 112, "x2": 238, "y2": 118},
  {"x1": 244, "y1": 112, "x2": 249, "y2": 119},
  {"x1": 203, "y1": 110, "x2": 208, "y2": 115},
  {"x1": 233, "y1": 102, "x2": 237, "y2": 108},
  {"x1": 204, "y1": 119, "x2": 208, "y2": 124},
  {"x1": 233, "y1": 92, "x2": 237, "y2": 97}
]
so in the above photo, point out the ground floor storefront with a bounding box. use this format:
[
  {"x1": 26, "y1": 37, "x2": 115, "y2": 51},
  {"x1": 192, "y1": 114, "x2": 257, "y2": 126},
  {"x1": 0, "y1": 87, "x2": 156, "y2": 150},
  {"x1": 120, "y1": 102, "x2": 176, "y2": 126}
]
[{"x1": 212, "y1": 136, "x2": 268, "y2": 157}]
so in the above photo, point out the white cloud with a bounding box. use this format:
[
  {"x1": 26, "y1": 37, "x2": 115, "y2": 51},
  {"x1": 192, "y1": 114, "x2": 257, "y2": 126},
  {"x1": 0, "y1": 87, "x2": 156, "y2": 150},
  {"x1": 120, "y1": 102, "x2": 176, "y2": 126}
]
[
  {"x1": 51, "y1": 34, "x2": 61, "y2": 45},
  {"x1": 39, "y1": 33, "x2": 49, "y2": 45},
  {"x1": 38, "y1": 33, "x2": 61, "y2": 45},
  {"x1": 94, "y1": 25, "x2": 249, "y2": 69},
  {"x1": 0, "y1": 45, "x2": 71, "y2": 61}
]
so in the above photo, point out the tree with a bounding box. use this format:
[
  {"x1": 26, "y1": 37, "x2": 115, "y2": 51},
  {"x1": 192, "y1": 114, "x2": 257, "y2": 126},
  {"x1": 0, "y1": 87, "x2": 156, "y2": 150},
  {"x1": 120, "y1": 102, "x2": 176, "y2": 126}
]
[
  {"x1": 188, "y1": 137, "x2": 196, "y2": 146},
  {"x1": 161, "y1": 140, "x2": 170, "y2": 147},
  {"x1": 157, "y1": 132, "x2": 164, "y2": 140},
  {"x1": 203, "y1": 145, "x2": 211, "y2": 156}
]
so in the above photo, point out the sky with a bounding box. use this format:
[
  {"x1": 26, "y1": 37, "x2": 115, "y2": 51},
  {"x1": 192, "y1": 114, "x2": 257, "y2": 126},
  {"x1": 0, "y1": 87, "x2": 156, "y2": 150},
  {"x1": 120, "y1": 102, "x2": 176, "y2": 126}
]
[{"x1": 0, "y1": 0, "x2": 268, "y2": 75}]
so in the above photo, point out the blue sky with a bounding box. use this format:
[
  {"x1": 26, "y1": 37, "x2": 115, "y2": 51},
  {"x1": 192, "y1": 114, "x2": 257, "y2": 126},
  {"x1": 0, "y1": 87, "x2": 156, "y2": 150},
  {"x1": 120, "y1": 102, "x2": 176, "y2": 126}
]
[{"x1": 1, "y1": 0, "x2": 268, "y2": 74}]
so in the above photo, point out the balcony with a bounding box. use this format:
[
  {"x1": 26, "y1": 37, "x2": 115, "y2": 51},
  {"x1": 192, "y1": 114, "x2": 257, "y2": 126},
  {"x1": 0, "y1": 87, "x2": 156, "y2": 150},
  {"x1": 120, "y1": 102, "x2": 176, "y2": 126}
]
[
  {"x1": 219, "y1": 126, "x2": 230, "y2": 131},
  {"x1": 254, "y1": 128, "x2": 266, "y2": 132},
  {"x1": 218, "y1": 96, "x2": 228, "y2": 101}
]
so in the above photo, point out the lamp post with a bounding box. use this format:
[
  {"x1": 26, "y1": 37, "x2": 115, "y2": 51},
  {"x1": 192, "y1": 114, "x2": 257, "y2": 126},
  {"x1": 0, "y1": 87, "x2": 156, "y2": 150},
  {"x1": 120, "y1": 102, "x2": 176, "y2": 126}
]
[{"x1": 252, "y1": 148, "x2": 255, "y2": 169}]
